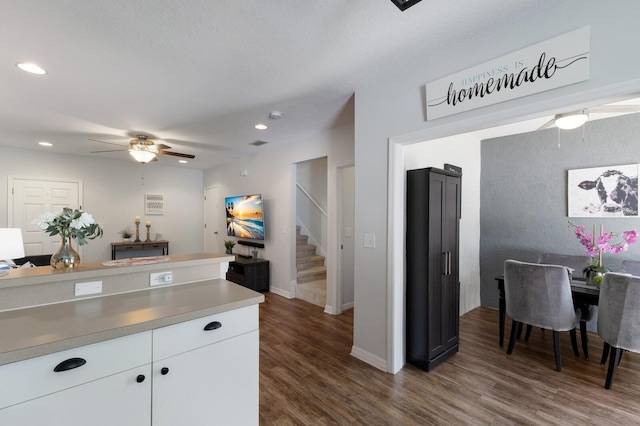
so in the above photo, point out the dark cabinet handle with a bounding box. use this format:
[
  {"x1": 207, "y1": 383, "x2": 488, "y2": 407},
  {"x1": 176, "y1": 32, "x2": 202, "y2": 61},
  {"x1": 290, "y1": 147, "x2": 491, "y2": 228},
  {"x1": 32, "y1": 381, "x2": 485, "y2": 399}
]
[
  {"x1": 136, "y1": 374, "x2": 146, "y2": 383},
  {"x1": 53, "y1": 357, "x2": 86, "y2": 372},
  {"x1": 203, "y1": 321, "x2": 222, "y2": 331},
  {"x1": 442, "y1": 252, "x2": 448, "y2": 276},
  {"x1": 161, "y1": 367, "x2": 169, "y2": 375}
]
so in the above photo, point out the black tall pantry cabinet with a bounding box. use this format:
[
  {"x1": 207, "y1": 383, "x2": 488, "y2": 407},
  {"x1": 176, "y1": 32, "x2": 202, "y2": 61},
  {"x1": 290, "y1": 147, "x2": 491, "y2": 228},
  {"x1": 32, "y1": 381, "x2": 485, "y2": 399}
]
[{"x1": 406, "y1": 167, "x2": 461, "y2": 371}]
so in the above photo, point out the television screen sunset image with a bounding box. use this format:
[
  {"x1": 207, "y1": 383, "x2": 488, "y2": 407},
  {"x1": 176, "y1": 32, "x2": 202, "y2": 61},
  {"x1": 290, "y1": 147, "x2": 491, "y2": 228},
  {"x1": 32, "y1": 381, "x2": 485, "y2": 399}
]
[{"x1": 225, "y1": 194, "x2": 265, "y2": 240}]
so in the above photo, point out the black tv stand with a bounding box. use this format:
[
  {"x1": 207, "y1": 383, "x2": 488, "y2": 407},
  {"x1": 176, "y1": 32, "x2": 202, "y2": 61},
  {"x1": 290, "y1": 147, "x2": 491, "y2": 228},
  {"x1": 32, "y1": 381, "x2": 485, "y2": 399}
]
[{"x1": 226, "y1": 256, "x2": 270, "y2": 292}]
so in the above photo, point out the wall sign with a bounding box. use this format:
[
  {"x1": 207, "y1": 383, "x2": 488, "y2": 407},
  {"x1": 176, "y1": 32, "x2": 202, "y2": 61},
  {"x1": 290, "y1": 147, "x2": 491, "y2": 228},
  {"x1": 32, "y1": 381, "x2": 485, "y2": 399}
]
[{"x1": 426, "y1": 27, "x2": 590, "y2": 120}]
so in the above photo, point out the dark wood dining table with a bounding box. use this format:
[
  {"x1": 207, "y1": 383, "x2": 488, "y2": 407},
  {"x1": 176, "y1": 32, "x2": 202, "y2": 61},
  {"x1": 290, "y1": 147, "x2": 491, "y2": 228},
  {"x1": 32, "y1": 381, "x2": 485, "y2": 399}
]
[{"x1": 495, "y1": 276, "x2": 600, "y2": 348}]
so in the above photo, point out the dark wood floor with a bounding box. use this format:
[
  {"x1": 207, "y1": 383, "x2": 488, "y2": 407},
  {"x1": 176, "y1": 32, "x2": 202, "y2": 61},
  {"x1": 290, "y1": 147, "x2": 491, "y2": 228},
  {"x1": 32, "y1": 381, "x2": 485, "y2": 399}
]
[{"x1": 259, "y1": 293, "x2": 640, "y2": 425}]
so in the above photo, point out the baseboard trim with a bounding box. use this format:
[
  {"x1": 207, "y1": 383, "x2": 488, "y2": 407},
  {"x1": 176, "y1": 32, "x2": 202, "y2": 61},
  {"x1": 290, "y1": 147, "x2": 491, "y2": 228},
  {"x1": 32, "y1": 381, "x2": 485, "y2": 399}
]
[
  {"x1": 341, "y1": 301, "x2": 354, "y2": 311},
  {"x1": 269, "y1": 286, "x2": 293, "y2": 299},
  {"x1": 350, "y1": 345, "x2": 387, "y2": 372}
]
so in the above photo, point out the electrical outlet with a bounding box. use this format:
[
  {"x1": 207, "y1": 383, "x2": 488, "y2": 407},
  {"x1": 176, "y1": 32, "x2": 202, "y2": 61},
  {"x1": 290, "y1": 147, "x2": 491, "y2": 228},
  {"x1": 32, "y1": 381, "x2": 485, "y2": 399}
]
[
  {"x1": 75, "y1": 281, "x2": 102, "y2": 296},
  {"x1": 150, "y1": 271, "x2": 173, "y2": 286}
]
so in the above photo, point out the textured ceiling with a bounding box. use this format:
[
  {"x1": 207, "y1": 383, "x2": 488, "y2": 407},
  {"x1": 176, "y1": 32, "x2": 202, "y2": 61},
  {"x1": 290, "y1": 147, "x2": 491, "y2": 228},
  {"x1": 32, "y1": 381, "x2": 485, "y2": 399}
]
[{"x1": 2, "y1": 0, "x2": 574, "y2": 168}]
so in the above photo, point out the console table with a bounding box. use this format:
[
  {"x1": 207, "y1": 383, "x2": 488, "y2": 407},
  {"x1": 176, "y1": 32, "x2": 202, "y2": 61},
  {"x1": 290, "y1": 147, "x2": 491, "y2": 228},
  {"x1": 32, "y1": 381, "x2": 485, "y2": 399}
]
[
  {"x1": 226, "y1": 256, "x2": 269, "y2": 292},
  {"x1": 110, "y1": 241, "x2": 169, "y2": 260}
]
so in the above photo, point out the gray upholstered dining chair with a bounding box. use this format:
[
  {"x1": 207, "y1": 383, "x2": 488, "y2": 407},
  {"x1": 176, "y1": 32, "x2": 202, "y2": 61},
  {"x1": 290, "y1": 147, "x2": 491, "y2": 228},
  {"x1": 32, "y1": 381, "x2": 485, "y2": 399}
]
[
  {"x1": 504, "y1": 259, "x2": 582, "y2": 372},
  {"x1": 537, "y1": 253, "x2": 591, "y2": 279},
  {"x1": 537, "y1": 253, "x2": 594, "y2": 358},
  {"x1": 597, "y1": 272, "x2": 640, "y2": 389},
  {"x1": 621, "y1": 260, "x2": 640, "y2": 276}
]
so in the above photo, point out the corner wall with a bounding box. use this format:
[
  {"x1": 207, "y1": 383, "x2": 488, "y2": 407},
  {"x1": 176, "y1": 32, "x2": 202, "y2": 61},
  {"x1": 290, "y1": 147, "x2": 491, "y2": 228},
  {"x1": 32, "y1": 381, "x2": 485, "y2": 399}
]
[
  {"x1": 203, "y1": 123, "x2": 354, "y2": 308},
  {"x1": 404, "y1": 133, "x2": 482, "y2": 315}
]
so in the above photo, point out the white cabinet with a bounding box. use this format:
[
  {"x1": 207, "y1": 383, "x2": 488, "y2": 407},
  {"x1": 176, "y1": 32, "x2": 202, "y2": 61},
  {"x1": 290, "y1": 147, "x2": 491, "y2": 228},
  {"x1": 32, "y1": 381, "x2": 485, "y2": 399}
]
[
  {"x1": 152, "y1": 305, "x2": 259, "y2": 426},
  {"x1": 0, "y1": 304, "x2": 259, "y2": 425},
  {"x1": 0, "y1": 365, "x2": 152, "y2": 426},
  {"x1": 153, "y1": 330, "x2": 258, "y2": 425},
  {"x1": 0, "y1": 332, "x2": 152, "y2": 426}
]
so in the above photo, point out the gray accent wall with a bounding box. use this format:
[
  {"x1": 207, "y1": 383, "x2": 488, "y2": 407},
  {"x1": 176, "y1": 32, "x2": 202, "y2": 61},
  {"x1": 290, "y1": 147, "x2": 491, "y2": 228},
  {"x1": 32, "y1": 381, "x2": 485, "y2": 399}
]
[{"x1": 480, "y1": 113, "x2": 640, "y2": 308}]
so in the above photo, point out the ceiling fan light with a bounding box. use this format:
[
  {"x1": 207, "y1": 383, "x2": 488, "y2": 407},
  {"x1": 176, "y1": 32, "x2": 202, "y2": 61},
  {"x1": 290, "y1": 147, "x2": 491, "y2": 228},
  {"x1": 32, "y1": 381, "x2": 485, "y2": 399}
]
[
  {"x1": 129, "y1": 149, "x2": 157, "y2": 163},
  {"x1": 554, "y1": 110, "x2": 589, "y2": 130},
  {"x1": 16, "y1": 62, "x2": 47, "y2": 75}
]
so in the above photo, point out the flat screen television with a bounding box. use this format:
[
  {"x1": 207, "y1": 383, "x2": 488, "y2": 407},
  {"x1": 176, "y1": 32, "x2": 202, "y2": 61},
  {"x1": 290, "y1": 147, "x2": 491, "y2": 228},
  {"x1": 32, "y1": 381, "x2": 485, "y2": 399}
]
[{"x1": 225, "y1": 194, "x2": 265, "y2": 240}]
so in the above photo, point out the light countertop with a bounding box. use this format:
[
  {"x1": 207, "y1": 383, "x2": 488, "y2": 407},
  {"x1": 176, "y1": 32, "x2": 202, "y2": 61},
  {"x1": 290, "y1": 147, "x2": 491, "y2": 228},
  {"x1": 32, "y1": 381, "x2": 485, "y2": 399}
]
[{"x1": 0, "y1": 279, "x2": 264, "y2": 366}]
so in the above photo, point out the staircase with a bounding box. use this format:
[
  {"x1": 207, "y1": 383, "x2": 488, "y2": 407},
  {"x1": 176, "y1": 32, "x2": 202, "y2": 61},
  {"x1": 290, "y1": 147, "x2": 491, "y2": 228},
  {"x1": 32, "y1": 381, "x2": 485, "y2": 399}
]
[{"x1": 296, "y1": 226, "x2": 326, "y2": 307}]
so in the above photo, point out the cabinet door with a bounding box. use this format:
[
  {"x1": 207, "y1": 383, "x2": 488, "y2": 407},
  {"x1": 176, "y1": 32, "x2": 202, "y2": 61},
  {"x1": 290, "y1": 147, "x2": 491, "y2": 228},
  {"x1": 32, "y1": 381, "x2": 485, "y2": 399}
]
[
  {"x1": 0, "y1": 364, "x2": 151, "y2": 426},
  {"x1": 441, "y1": 175, "x2": 461, "y2": 352},
  {"x1": 426, "y1": 171, "x2": 447, "y2": 360},
  {"x1": 153, "y1": 330, "x2": 259, "y2": 426}
]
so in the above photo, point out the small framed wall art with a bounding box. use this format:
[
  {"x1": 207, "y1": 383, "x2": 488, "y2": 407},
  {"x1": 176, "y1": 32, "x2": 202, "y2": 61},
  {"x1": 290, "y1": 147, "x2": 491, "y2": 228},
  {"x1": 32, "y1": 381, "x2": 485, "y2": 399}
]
[{"x1": 145, "y1": 193, "x2": 164, "y2": 215}]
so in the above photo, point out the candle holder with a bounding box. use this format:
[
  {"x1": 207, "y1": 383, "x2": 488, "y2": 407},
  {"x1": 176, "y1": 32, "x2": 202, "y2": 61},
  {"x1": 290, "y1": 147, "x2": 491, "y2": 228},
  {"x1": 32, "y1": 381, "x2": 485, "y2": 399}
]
[
  {"x1": 145, "y1": 224, "x2": 152, "y2": 242},
  {"x1": 134, "y1": 222, "x2": 141, "y2": 242}
]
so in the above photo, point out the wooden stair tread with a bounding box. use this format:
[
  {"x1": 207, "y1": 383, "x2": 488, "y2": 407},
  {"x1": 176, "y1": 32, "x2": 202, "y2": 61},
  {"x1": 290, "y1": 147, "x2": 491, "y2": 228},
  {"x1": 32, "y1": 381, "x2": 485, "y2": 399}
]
[{"x1": 297, "y1": 266, "x2": 327, "y2": 277}]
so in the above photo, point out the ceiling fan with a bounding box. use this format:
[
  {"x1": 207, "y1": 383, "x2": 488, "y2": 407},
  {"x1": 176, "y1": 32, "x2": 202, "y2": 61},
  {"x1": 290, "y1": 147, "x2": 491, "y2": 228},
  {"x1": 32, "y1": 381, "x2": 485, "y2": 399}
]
[
  {"x1": 89, "y1": 135, "x2": 195, "y2": 163},
  {"x1": 537, "y1": 104, "x2": 640, "y2": 130}
]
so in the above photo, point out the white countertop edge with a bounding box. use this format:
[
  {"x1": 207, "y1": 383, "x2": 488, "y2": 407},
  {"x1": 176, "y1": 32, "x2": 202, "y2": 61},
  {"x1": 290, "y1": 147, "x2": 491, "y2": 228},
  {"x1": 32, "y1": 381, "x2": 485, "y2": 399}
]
[{"x1": 0, "y1": 279, "x2": 264, "y2": 366}]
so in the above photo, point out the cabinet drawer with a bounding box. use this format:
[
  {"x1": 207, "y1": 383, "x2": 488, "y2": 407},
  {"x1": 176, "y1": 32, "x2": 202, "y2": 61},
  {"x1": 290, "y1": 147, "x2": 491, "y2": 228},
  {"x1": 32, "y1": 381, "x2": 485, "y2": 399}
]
[
  {"x1": 153, "y1": 305, "x2": 258, "y2": 361},
  {"x1": 226, "y1": 270, "x2": 245, "y2": 284},
  {"x1": 0, "y1": 331, "x2": 151, "y2": 410}
]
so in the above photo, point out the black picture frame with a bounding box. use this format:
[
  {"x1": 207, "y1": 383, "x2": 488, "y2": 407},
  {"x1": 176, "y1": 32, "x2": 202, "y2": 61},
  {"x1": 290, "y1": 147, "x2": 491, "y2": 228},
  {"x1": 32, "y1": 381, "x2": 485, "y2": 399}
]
[{"x1": 391, "y1": 0, "x2": 422, "y2": 11}]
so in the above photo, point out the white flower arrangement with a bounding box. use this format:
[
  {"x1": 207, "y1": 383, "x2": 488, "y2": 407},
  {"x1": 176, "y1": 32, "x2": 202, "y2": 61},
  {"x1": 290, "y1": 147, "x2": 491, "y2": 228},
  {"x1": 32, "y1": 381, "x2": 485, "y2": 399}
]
[{"x1": 33, "y1": 207, "x2": 104, "y2": 245}]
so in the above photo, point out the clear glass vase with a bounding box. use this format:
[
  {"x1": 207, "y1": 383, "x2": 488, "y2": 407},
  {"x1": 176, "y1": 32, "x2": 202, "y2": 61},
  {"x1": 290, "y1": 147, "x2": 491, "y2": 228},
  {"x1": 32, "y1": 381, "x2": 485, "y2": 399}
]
[{"x1": 50, "y1": 236, "x2": 80, "y2": 269}]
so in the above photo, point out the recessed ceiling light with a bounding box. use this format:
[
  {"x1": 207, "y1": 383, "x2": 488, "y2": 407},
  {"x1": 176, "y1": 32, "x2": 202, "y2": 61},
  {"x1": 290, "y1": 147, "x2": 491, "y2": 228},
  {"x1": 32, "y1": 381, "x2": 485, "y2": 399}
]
[
  {"x1": 269, "y1": 111, "x2": 282, "y2": 120},
  {"x1": 38, "y1": 141, "x2": 53, "y2": 147},
  {"x1": 255, "y1": 124, "x2": 268, "y2": 130},
  {"x1": 17, "y1": 63, "x2": 47, "y2": 75},
  {"x1": 179, "y1": 160, "x2": 188, "y2": 164}
]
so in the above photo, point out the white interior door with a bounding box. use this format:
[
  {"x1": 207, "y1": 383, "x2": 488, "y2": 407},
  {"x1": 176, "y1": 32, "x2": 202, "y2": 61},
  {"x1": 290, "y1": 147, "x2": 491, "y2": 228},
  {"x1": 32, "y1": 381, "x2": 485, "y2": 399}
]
[
  {"x1": 339, "y1": 165, "x2": 355, "y2": 309},
  {"x1": 10, "y1": 177, "x2": 81, "y2": 255},
  {"x1": 204, "y1": 186, "x2": 221, "y2": 253}
]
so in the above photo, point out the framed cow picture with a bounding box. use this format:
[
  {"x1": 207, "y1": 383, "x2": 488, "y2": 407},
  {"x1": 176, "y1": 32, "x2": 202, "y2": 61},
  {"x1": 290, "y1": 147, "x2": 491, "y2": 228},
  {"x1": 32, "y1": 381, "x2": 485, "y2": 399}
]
[{"x1": 568, "y1": 164, "x2": 639, "y2": 217}]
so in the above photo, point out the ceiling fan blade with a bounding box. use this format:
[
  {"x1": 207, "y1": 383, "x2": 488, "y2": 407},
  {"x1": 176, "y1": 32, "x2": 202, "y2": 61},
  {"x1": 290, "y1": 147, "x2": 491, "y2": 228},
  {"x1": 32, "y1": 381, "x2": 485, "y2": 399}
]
[
  {"x1": 163, "y1": 138, "x2": 246, "y2": 154},
  {"x1": 158, "y1": 150, "x2": 196, "y2": 159},
  {"x1": 88, "y1": 138, "x2": 127, "y2": 147},
  {"x1": 91, "y1": 149, "x2": 127, "y2": 153},
  {"x1": 588, "y1": 105, "x2": 640, "y2": 114},
  {"x1": 537, "y1": 118, "x2": 556, "y2": 130},
  {"x1": 155, "y1": 143, "x2": 171, "y2": 150}
]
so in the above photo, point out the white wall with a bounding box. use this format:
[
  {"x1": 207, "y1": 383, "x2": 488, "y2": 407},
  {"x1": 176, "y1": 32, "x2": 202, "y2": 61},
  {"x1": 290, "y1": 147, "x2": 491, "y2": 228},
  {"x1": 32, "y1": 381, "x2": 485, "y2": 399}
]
[
  {"x1": 296, "y1": 157, "x2": 328, "y2": 255},
  {"x1": 404, "y1": 134, "x2": 481, "y2": 315},
  {"x1": 1, "y1": 147, "x2": 204, "y2": 261},
  {"x1": 353, "y1": 0, "x2": 640, "y2": 372},
  {"x1": 204, "y1": 123, "x2": 354, "y2": 312}
]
